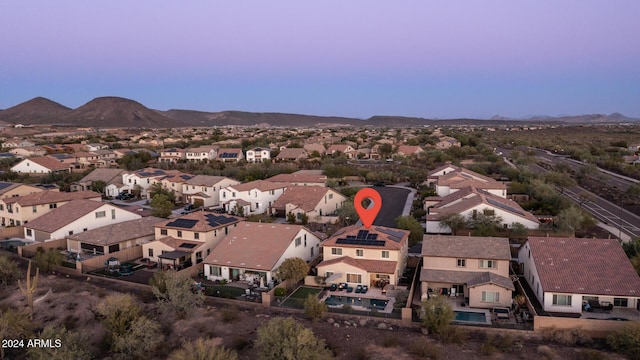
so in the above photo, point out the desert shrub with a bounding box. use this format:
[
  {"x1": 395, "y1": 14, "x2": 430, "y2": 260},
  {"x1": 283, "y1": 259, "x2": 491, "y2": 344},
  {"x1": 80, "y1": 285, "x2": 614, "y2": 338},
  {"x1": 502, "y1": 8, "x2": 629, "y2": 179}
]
[
  {"x1": 27, "y1": 325, "x2": 92, "y2": 360},
  {"x1": 304, "y1": 294, "x2": 327, "y2": 321},
  {"x1": 221, "y1": 307, "x2": 239, "y2": 323},
  {"x1": 231, "y1": 336, "x2": 250, "y2": 351},
  {"x1": 577, "y1": 349, "x2": 608, "y2": 360},
  {"x1": 408, "y1": 339, "x2": 440, "y2": 359},
  {"x1": 111, "y1": 316, "x2": 163, "y2": 359},
  {"x1": 255, "y1": 317, "x2": 333, "y2": 360},
  {"x1": 151, "y1": 270, "x2": 205, "y2": 318},
  {"x1": 382, "y1": 334, "x2": 400, "y2": 348},
  {"x1": 169, "y1": 338, "x2": 238, "y2": 360},
  {"x1": 274, "y1": 287, "x2": 287, "y2": 297},
  {"x1": 95, "y1": 293, "x2": 143, "y2": 339},
  {"x1": 420, "y1": 296, "x2": 454, "y2": 336},
  {"x1": 480, "y1": 342, "x2": 497, "y2": 356},
  {"x1": 607, "y1": 321, "x2": 640, "y2": 359},
  {"x1": 536, "y1": 345, "x2": 556, "y2": 360},
  {"x1": 437, "y1": 326, "x2": 468, "y2": 344},
  {"x1": 0, "y1": 255, "x2": 20, "y2": 289},
  {"x1": 542, "y1": 326, "x2": 592, "y2": 346},
  {"x1": 483, "y1": 333, "x2": 519, "y2": 353}
]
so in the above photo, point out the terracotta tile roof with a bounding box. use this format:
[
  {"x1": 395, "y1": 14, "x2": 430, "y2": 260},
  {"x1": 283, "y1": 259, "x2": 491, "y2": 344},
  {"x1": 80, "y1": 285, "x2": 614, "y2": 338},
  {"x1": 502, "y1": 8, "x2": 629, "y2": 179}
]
[
  {"x1": 5, "y1": 190, "x2": 101, "y2": 206},
  {"x1": 25, "y1": 199, "x2": 108, "y2": 232},
  {"x1": 76, "y1": 168, "x2": 126, "y2": 185},
  {"x1": 317, "y1": 256, "x2": 397, "y2": 274},
  {"x1": 427, "y1": 164, "x2": 461, "y2": 177},
  {"x1": 155, "y1": 212, "x2": 241, "y2": 232},
  {"x1": 420, "y1": 269, "x2": 515, "y2": 291},
  {"x1": 526, "y1": 237, "x2": 640, "y2": 297},
  {"x1": 396, "y1": 145, "x2": 423, "y2": 155},
  {"x1": 229, "y1": 180, "x2": 290, "y2": 192},
  {"x1": 28, "y1": 156, "x2": 71, "y2": 171},
  {"x1": 272, "y1": 186, "x2": 342, "y2": 212},
  {"x1": 422, "y1": 235, "x2": 511, "y2": 260},
  {"x1": 67, "y1": 216, "x2": 163, "y2": 245},
  {"x1": 322, "y1": 225, "x2": 409, "y2": 251},
  {"x1": 184, "y1": 175, "x2": 232, "y2": 186},
  {"x1": 267, "y1": 173, "x2": 327, "y2": 184},
  {"x1": 438, "y1": 170, "x2": 506, "y2": 189},
  {"x1": 203, "y1": 222, "x2": 309, "y2": 271},
  {"x1": 276, "y1": 148, "x2": 307, "y2": 159}
]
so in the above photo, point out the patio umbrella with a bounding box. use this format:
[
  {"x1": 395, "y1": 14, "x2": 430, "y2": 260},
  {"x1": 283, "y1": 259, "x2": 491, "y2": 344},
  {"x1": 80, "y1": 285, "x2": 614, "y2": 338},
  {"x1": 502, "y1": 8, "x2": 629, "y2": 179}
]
[{"x1": 259, "y1": 277, "x2": 265, "y2": 288}]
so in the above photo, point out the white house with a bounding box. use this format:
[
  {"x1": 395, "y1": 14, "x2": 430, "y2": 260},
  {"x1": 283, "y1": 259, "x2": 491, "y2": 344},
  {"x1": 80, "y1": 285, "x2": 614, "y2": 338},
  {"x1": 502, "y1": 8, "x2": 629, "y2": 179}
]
[
  {"x1": 245, "y1": 147, "x2": 271, "y2": 163},
  {"x1": 186, "y1": 146, "x2": 218, "y2": 161},
  {"x1": 159, "y1": 148, "x2": 187, "y2": 163},
  {"x1": 121, "y1": 168, "x2": 179, "y2": 197},
  {"x1": 518, "y1": 237, "x2": 640, "y2": 314},
  {"x1": 220, "y1": 180, "x2": 289, "y2": 215},
  {"x1": 182, "y1": 175, "x2": 240, "y2": 208},
  {"x1": 430, "y1": 167, "x2": 507, "y2": 198},
  {"x1": 203, "y1": 222, "x2": 321, "y2": 284},
  {"x1": 271, "y1": 186, "x2": 346, "y2": 222},
  {"x1": 425, "y1": 186, "x2": 539, "y2": 234},
  {"x1": 10, "y1": 156, "x2": 71, "y2": 174},
  {"x1": 23, "y1": 199, "x2": 141, "y2": 242}
]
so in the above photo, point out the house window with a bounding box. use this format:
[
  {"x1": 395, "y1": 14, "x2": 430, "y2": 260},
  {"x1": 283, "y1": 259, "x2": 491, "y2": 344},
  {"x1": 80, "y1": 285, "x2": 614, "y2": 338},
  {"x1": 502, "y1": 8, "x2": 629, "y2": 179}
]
[
  {"x1": 196, "y1": 251, "x2": 203, "y2": 263},
  {"x1": 346, "y1": 273, "x2": 362, "y2": 283},
  {"x1": 68, "y1": 231, "x2": 74, "y2": 235},
  {"x1": 160, "y1": 229, "x2": 168, "y2": 236},
  {"x1": 209, "y1": 266, "x2": 221, "y2": 276},
  {"x1": 381, "y1": 250, "x2": 389, "y2": 259},
  {"x1": 194, "y1": 232, "x2": 200, "y2": 240},
  {"x1": 483, "y1": 209, "x2": 495, "y2": 216},
  {"x1": 552, "y1": 294, "x2": 572, "y2": 306},
  {"x1": 177, "y1": 230, "x2": 182, "y2": 237},
  {"x1": 457, "y1": 259, "x2": 466, "y2": 267},
  {"x1": 481, "y1": 291, "x2": 500, "y2": 303},
  {"x1": 49, "y1": 203, "x2": 57, "y2": 209},
  {"x1": 479, "y1": 260, "x2": 497, "y2": 269},
  {"x1": 325, "y1": 271, "x2": 334, "y2": 278},
  {"x1": 356, "y1": 249, "x2": 364, "y2": 257},
  {"x1": 295, "y1": 237, "x2": 302, "y2": 247},
  {"x1": 32, "y1": 206, "x2": 37, "y2": 213},
  {"x1": 329, "y1": 193, "x2": 333, "y2": 199},
  {"x1": 95, "y1": 211, "x2": 106, "y2": 218},
  {"x1": 148, "y1": 248, "x2": 153, "y2": 257},
  {"x1": 614, "y1": 298, "x2": 628, "y2": 307},
  {"x1": 331, "y1": 248, "x2": 342, "y2": 255},
  {"x1": 26, "y1": 229, "x2": 32, "y2": 236},
  {"x1": 111, "y1": 209, "x2": 116, "y2": 219}
]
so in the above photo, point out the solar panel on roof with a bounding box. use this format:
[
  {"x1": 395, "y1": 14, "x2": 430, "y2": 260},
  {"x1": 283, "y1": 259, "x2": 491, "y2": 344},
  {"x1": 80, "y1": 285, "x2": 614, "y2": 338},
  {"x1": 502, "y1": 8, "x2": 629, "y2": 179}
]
[
  {"x1": 179, "y1": 243, "x2": 197, "y2": 249},
  {"x1": 204, "y1": 214, "x2": 236, "y2": 227},
  {"x1": 180, "y1": 175, "x2": 192, "y2": 180},
  {"x1": 486, "y1": 198, "x2": 525, "y2": 216},
  {"x1": 165, "y1": 219, "x2": 198, "y2": 229},
  {"x1": 374, "y1": 227, "x2": 406, "y2": 242},
  {"x1": 357, "y1": 230, "x2": 369, "y2": 239}
]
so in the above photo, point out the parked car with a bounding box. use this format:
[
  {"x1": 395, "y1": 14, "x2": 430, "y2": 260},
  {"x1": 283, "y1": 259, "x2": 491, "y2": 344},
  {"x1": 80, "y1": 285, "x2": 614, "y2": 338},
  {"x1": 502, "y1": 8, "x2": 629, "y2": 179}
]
[{"x1": 115, "y1": 192, "x2": 134, "y2": 200}]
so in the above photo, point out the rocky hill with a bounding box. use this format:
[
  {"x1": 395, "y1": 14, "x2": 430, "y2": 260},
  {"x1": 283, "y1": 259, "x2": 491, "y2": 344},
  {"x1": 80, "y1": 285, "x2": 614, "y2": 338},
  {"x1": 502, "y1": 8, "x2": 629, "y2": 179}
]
[{"x1": 0, "y1": 97, "x2": 71, "y2": 124}]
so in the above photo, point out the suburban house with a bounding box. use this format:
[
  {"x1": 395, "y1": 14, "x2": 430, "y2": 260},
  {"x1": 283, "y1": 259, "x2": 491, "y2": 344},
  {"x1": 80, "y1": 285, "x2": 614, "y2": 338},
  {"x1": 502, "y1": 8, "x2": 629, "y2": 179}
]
[
  {"x1": 220, "y1": 180, "x2": 289, "y2": 215},
  {"x1": 203, "y1": 222, "x2": 322, "y2": 285},
  {"x1": 70, "y1": 151, "x2": 102, "y2": 169},
  {"x1": 245, "y1": 147, "x2": 271, "y2": 163},
  {"x1": 142, "y1": 212, "x2": 241, "y2": 270},
  {"x1": 186, "y1": 146, "x2": 218, "y2": 161},
  {"x1": 1, "y1": 139, "x2": 36, "y2": 148},
  {"x1": 327, "y1": 144, "x2": 356, "y2": 158},
  {"x1": 303, "y1": 143, "x2": 326, "y2": 156},
  {"x1": 93, "y1": 149, "x2": 119, "y2": 167},
  {"x1": 0, "y1": 190, "x2": 101, "y2": 227},
  {"x1": 0, "y1": 182, "x2": 44, "y2": 200},
  {"x1": 216, "y1": 148, "x2": 244, "y2": 163},
  {"x1": 425, "y1": 186, "x2": 539, "y2": 233},
  {"x1": 518, "y1": 237, "x2": 640, "y2": 314},
  {"x1": 85, "y1": 143, "x2": 110, "y2": 152},
  {"x1": 70, "y1": 168, "x2": 126, "y2": 197},
  {"x1": 396, "y1": 145, "x2": 424, "y2": 157},
  {"x1": 159, "y1": 148, "x2": 187, "y2": 163},
  {"x1": 420, "y1": 235, "x2": 514, "y2": 309},
  {"x1": 10, "y1": 156, "x2": 71, "y2": 174},
  {"x1": 9, "y1": 146, "x2": 47, "y2": 158},
  {"x1": 426, "y1": 163, "x2": 462, "y2": 186},
  {"x1": 435, "y1": 137, "x2": 461, "y2": 149},
  {"x1": 182, "y1": 175, "x2": 240, "y2": 208},
  {"x1": 271, "y1": 186, "x2": 346, "y2": 222},
  {"x1": 66, "y1": 216, "x2": 163, "y2": 256},
  {"x1": 153, "y1": 172, "x2": 195, "y2": 202},
  {"x1": 316, "y1": 225, "x2": 410, "y2": 288},
  {"x1": 429, "y1": 166, "x2": 507, "y2": 198},
  {"x1": 275, "y1": 148, "x2": 308, "y2": 162},
  {"x1": 121, "y1": 168, "x2": 179, "y2": 197},
  {"x1": 266, "y1": 170, "x2": 327, "y2": 187},
  {"x1": 23, "y1": 199, "x2": 141, "y2": 241}
]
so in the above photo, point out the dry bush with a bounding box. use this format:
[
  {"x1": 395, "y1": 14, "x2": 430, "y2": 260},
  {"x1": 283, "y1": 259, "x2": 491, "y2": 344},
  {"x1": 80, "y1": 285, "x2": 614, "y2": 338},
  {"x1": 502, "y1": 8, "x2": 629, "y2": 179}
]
[
  {"x1": 577, "y1": 349, "x2": 608, "y2": 360},
  {"x1": 438, "y1": 326, "x2": 468, "y2": 344},
  {"x1": 542, "y1": 326, "x2": 592, "y2": 346},
  {"x1": 382, "y1": 334, "x2": 400, "y2": 348},
  {"x1": 221, "y1": 306, "x2": 239, "y2": 323},
  {"x1": 408, "y1": 339, "x2": 440, "y2": 359},
  {"x1": 536, "y1": 345, "x2": 556, "y2": 360}
]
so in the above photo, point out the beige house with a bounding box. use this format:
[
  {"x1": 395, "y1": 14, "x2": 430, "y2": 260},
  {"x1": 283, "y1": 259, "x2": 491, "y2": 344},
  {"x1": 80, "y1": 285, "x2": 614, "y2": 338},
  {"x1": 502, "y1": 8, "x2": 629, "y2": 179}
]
[
  {"x1": 0, "y1": 182, "x2": 44, "y2": 200},
  {"x1": 316, "y1": 225, "x2": 410, "y2": 287},
  {"x1": 182, "y1": 175, "x2": 240, "y2": 208},
  {"x1": 266, "y1": 171, "x2": 327, "y2": 187},
  {"x1": 154, "y1": 172, "x2": 194, "y2": 202},
  {"x1": 420, "y1": 235, "x2": 514, "y2": 309},
  {"x1": 67, "y1": 216, "x2": 163, "y2": 256},
  {"x1": 272, "y1": 186, "x2": 346, "y2": 222},
  {"x1": 142, "y1": 212, "x2": 241, "y2": 270},
  {"x1": 275, "y1": 148, "x2": 307, "y2": 162},
  {"x1": 0, "y1": 190, "x2": 101, "y2": 227},
  {"x1": 203, "y1": 222, "x2": 322, "y2": 284}
]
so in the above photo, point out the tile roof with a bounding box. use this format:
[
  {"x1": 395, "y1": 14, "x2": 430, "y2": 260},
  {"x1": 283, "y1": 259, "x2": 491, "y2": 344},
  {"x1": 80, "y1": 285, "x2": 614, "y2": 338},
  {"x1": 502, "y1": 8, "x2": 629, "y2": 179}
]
[
  {"x1": 184, "y1": 175, "x2": 232, "y2": 187},
  {"x1": 272, "y1": 186, "x2": 342, "y2": 212},
  {"x1": 76, "y1": 168, "x2": 126, "y2": 185},
  {"x1": 526, "y1": 237, "x2": 640, "y2": 297},
  {"x1": 67, "y1": 216, "x2": 163, "y2": 245},
  {"x1": 158, "y1": 236, "x2": 205, "y2": 252},
  {"x1": 427, "y1": 164, "x2": 461, "y2": 177},
  {"x1": 323, "y1": 225, "x2": 410, "y2": 251},
  {"x1": 5, "y1": 190, "x2": 101, "y2": 206},
  {"x1": 276, "y1": 148, "x2": 307, "y2": 159},
  {"x1": 203, "y1": 222, "x2": 308, "y2": 271},
  {"x1": 317, "y1": 256, "x2": 397, "y2": 274},
  {"x1": 27, "y1": 156, "x2": 71, "y2": 171},
  {"x1": 155, "y1": 212, "x2": 241, "y2": 232},
  {"x1": 267, "y1": 173, "x2": 327, "y2": 184},
  {"x1": 420, "y1": 269, "x2": 515, "y2": 291},
  {"x1": 422, "y1": 235, "x2": 511, "y2": 260},
  {"x1": 25, "y1": 199, "x2": 109, "y2": 232},
  {"x1": 229, "y1": 180, "x2": 290, "y2": 192}
]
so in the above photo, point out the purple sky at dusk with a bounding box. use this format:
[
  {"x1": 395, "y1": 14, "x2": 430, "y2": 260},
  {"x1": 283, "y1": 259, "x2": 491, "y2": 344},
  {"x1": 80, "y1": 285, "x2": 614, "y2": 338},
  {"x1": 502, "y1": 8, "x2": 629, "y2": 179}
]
[{"x1": 1, "y1": 1, "x2": 639, "y2": 119}]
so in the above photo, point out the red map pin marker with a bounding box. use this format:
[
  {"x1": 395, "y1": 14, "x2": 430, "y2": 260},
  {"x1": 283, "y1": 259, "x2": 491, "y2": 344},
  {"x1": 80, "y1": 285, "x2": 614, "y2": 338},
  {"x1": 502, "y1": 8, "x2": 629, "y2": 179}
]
[{"x1": 354, "y1": 188, "x2": 382, "y2": 229}]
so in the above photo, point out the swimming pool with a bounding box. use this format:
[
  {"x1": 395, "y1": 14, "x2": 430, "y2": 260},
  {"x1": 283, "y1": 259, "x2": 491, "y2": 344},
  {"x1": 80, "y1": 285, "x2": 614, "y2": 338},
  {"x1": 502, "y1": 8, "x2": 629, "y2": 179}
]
[
  {"x1": 454, "y1": 311, "x2": 487, "y2": 323},
  {"x1": 324, "y1": 295, "x2": 388, "y2": 310}
]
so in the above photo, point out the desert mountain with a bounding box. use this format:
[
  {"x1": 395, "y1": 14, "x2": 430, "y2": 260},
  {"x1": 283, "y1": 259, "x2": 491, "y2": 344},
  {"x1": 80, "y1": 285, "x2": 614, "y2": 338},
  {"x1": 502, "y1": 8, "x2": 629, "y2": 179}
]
[{"x1": 0, "y1": 97, "x2": 71, "y2": 124}]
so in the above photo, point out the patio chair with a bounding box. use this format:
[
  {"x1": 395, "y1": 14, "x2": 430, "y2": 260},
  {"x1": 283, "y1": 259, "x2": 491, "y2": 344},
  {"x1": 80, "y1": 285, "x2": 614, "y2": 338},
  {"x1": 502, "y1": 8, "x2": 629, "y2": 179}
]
[
  {"x1": 355, "y1": 285, "x2": 363, "y2": 293},
  {"x1": 346, "y1": 286, "x2": 354, "y2": 293},
  {"x1": 361, "y1": 285, "x2": 369, "y2": 294},
  {"x1": 329, "y1": 284, "x2": 338, "y2": 291}
]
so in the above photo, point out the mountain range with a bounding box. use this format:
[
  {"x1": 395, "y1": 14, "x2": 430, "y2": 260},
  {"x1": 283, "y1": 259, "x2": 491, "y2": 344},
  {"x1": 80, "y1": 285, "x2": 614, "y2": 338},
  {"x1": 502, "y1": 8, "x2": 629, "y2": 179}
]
[{"x1": 0, "y1": 97, "x2": 637, "y2": 128}]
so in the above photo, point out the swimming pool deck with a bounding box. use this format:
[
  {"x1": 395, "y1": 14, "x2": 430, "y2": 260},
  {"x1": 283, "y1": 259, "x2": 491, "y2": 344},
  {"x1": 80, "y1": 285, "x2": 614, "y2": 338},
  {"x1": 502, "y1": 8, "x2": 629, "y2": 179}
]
[{"x1": 320, "y1": 291, "x2": 396, "y2": 313}]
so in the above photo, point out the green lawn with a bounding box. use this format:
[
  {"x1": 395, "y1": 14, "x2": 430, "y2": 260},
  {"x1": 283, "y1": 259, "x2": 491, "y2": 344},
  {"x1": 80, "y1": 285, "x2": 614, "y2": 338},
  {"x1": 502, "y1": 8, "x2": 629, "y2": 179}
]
[
  {"x1": 205, "y1": 285, "x2": 246, "y2": 299},
  {"x1": 281, "y1": 286, "x2": 321, "y2": 308}
]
